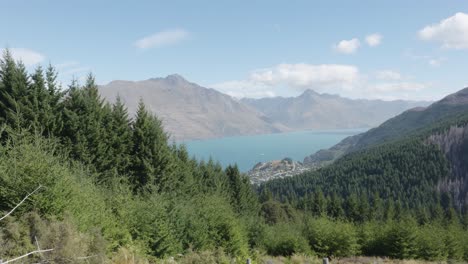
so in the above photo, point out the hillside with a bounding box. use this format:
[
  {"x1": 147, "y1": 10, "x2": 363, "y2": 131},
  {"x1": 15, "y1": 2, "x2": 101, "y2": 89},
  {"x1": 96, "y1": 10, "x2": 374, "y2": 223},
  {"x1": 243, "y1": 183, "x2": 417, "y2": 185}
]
[
  {"x1": 260, "y1": 88, "x2": 468, "y2": 209},
  {"x1": 242, "y1": 89, "x2": 429, "y2": 130},
  {"x1": 99, "y1": 74, "x2": 286, "y2": 141},
  {"x1": 304, "y1": 87, "x2": 468, "y2": 166}
]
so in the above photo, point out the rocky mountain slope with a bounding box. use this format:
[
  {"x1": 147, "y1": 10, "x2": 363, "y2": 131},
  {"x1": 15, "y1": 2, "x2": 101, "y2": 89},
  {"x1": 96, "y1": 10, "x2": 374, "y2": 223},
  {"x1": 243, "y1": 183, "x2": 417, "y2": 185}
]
[
  {"x1": 99, "y1": 75, "x2": 286, "y2": 141},
  {"x1": 242, "y1": 89, "x2": 430, "y2": 130}
]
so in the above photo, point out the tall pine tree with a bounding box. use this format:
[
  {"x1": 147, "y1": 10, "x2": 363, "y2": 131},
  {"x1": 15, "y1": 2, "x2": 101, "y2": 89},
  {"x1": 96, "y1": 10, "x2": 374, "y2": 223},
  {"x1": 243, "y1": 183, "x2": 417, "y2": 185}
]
[{"x1": 130, "y1": 100, "x2": 174, "y2": 192}]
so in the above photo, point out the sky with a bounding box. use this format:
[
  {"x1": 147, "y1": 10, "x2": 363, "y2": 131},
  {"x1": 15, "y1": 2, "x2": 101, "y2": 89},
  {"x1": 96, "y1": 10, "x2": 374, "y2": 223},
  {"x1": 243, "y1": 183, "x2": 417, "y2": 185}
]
[{"x1": 1, "y1": 0, "x2": 468, "y2": 101}]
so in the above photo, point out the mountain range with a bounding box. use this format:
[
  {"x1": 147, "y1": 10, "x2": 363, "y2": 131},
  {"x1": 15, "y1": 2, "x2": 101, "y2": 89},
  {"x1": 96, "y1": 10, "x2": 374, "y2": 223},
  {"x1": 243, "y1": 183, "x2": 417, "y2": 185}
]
[
  {"x1": 304, "y1": 87, "x2": 468, "y2": 167},
  {"x1": 242, "y1": 90, "x2": 429, "y2": 131},
  {"x1": 99, "y1": 74, "x2": 429, "y2": 141}
]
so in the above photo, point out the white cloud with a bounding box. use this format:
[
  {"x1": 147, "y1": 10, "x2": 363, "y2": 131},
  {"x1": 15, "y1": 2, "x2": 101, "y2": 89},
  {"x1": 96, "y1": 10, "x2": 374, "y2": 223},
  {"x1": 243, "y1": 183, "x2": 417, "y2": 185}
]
[
  {"x1": 134, "y1": 29, "x2": 189, "y2": 49},
  {"x1": 1, "y1": 48, "x2": 45, "y2": 66},
  {"x1": 210, "y1": 63, "x2": 432, "y2": 100},
  {"x1": 210, "y1": 63, "x2": 361, "y2": 98},
  {"x1": 376, "y1": 70, "x2": 402, "y2": 81},
  {"x1": 365, "y1": 33, "x2": 382, "y2": 47},
  {"x1": 250, "y1": 63, "x2": 360, "y2": 89},
  {"x1": 418, "y1": 12, "x2": 468, "y2": 49},
  {"x1": 333, "y1": 38, "x2": 360, "y2": 54}
]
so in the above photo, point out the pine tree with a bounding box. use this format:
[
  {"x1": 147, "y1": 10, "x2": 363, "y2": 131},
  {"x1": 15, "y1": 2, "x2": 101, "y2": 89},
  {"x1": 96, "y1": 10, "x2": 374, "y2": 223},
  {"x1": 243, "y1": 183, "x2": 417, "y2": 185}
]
[
  {"x1": 370, "y1": 192, "x2": 384, "y2": 221},
  {"x1": 357, "y1": 193, "x2": 370, "y2": 223},
  {"x1": 311, "y1": 190, "x2": 327, "y2": 217},
  {"x1": 28, "y1": 65, "x2": 62, "y2": 136},
  {"x1": 61, "y1": 74, "x2": 109, "y2": 175},
  {"x1": 259, "y1": 188, "x2": 273, "y2": 203},
  {"x1": 385, "y1": 200, "x2": 396, "y2": 221},
  {"x1": 105, "y1": 96, "x2": 132, "y2": 176},
  {"x1": 327, "y1": 192, "x2": 344, "y2": 219},
  {"x1": 225, "y1": 164, "x2": 259, "y2": 216},
  {"x1": 345, "y1": 193, "x2": 360, "y2": 222},
  {"x1": 0, "y1": 50, "x2": 31, "y2": 134},
  {"x1": 130, "y1": 100, "x2": 174, "y2": 192},
  {"x1": 44, "y1": 64, "x2": 63, "y2": 135}
]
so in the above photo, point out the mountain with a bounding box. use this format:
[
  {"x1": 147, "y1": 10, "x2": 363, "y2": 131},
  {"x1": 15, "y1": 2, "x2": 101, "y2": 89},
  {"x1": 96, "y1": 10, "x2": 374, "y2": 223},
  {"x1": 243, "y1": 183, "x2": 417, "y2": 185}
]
[
  {"x1": 304, "y1": 87, "x2": 468, "y2": 166},
  {"x1": 101, "y1": 77, "x2": 429, "y2": 141},
  {"x1": 242, "y1": 89, "x2": 430, "y2": 130},
  {"x1": 99, "y1": 74, "x2": 287, "y2": 141},
  {"x1": 261, "y1": 87, "x2": 468, "y2": 209}
]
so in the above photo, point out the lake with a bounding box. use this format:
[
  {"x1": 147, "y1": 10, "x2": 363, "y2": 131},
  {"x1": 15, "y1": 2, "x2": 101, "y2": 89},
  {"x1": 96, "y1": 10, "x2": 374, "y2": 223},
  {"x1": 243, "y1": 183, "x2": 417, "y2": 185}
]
[{"x1": 182, "y1": 129, "x2": 366, "y2": 172}]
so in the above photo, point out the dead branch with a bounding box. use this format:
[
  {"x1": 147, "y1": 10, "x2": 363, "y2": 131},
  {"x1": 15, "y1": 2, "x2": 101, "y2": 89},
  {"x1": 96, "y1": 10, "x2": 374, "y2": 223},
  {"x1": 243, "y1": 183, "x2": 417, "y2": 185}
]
[
  {"x1": 0, "y1": 248, "x2": 53, "y2": 264},
  {"x1": 0, "y1": 185, "x2": 42, "y2": 222},
  {"x1": 76, "y1": 255, "x2": 98, "y2": 260}
]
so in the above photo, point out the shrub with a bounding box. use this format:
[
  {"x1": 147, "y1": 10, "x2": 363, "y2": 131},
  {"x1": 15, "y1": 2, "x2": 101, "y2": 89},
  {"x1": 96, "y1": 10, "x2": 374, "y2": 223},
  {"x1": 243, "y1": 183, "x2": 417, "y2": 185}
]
[
  {"x1": 171, "y1": 195, "x2": 249, "y2": 258},
  {"x1": 415, "y1": 224, "x2": 447, "y2": 261},
  {"x1": 263, "y1": 223, "x2": 311, "y2": 256},
  {"x1": 304, "y1": 217, "x2": 359, "y2": 257},
  {"x1": 382, "y1": 219, "x2": 418, "y2": 259}
]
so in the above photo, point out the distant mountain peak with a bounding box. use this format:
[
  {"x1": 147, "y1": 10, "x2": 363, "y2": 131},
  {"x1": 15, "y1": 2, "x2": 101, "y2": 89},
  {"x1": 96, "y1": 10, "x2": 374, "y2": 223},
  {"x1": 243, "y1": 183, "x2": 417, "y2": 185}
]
[
  {"x1": 299, "y1": 89, "x2": 320, "y2": 97},
  {"x1": 149, "y1": 74, "x2": 188, "y2": 84},
  {"x1": 165, "y1": 74, "x2": 186, "y2": 82}
]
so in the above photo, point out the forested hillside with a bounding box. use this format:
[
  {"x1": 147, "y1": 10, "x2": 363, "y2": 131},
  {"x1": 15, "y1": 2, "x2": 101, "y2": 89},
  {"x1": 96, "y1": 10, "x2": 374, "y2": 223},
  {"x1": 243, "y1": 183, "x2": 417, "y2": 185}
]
[
  {"x1": 303, "y1": 87, "x2": 468, "y2": 167},
  {"x1": 0, "y1": 50, "x2": 468, "y2": 263},
  {"x1": 0, "y1": 50, "x2": 259, "y2": 262},
  {"x1": 259, "y1": 110, "x2": 468, "y2": 260},
  {"x1": 261, "y1": 109, "x2": 468, "y2": 209}
]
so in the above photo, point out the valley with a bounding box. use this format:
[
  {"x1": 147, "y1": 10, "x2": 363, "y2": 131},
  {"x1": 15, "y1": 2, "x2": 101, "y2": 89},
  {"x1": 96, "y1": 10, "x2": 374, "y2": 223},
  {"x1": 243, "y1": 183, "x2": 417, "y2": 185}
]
[{"x1": 2, "y1": 2, "x2": 468, "y2": 263}]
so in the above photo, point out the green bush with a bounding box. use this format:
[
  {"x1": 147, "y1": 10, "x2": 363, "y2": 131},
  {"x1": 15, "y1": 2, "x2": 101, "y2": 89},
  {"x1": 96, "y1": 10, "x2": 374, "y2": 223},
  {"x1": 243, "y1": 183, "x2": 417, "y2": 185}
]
[
  {"x1": 125, "y1": 195, "x2": 182, "y2": 258},
  {"x1": 415, "y1": 224, "x2": 447, "y2": 261},
  {"x1": 263, "y1": 223, "x2": 311, "y2": 256},
  {"x1": 382, "y1": 219, "x2": 418, "y2": 259},
  {"x1": 304, "y1": 217, "x2": 359, "y2": 257},
  {"x1": 358, "y1": 220, "x2": 387, "y2": 256},
  {"x1": 171, "y1": 195, "x2": 249, "y2": 258}
]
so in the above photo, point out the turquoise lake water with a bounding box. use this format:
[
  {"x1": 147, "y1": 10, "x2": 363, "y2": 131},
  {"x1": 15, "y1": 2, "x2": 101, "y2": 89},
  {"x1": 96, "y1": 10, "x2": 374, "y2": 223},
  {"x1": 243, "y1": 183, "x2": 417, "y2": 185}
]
[{"x1": 182, "y1": 129, "x2": 366, "y2": 172}]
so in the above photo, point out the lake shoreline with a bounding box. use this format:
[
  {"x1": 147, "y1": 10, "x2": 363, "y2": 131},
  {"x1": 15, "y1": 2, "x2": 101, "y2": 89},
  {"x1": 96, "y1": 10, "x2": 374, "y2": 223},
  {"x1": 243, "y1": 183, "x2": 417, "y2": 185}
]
[{"x1": 182, "y1": 128, "x2": 367, "y2": 172}]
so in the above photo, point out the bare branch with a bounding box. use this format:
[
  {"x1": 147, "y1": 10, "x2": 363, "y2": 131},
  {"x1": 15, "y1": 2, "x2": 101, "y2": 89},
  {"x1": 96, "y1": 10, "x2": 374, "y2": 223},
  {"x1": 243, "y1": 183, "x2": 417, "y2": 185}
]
[
  {"x1": 1, "y1": 248, "x2": 53, "y2": 264},
  {"x1": 76, "y1": 255, "x2": 98, "y2": 260},
  {"x1": 34, "y1": 236, "x2": 44, "y2": 259},
  {"x1": 0, "y1": 185, "x2": 42, "y2": 222}
]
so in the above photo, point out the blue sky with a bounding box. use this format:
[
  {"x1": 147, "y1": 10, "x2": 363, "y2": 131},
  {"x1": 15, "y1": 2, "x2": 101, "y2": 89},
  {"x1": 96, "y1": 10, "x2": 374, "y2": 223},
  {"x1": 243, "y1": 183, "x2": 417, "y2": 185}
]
[{"x1": 1, "y1": 0, "x2": 468, "y2": 100}]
